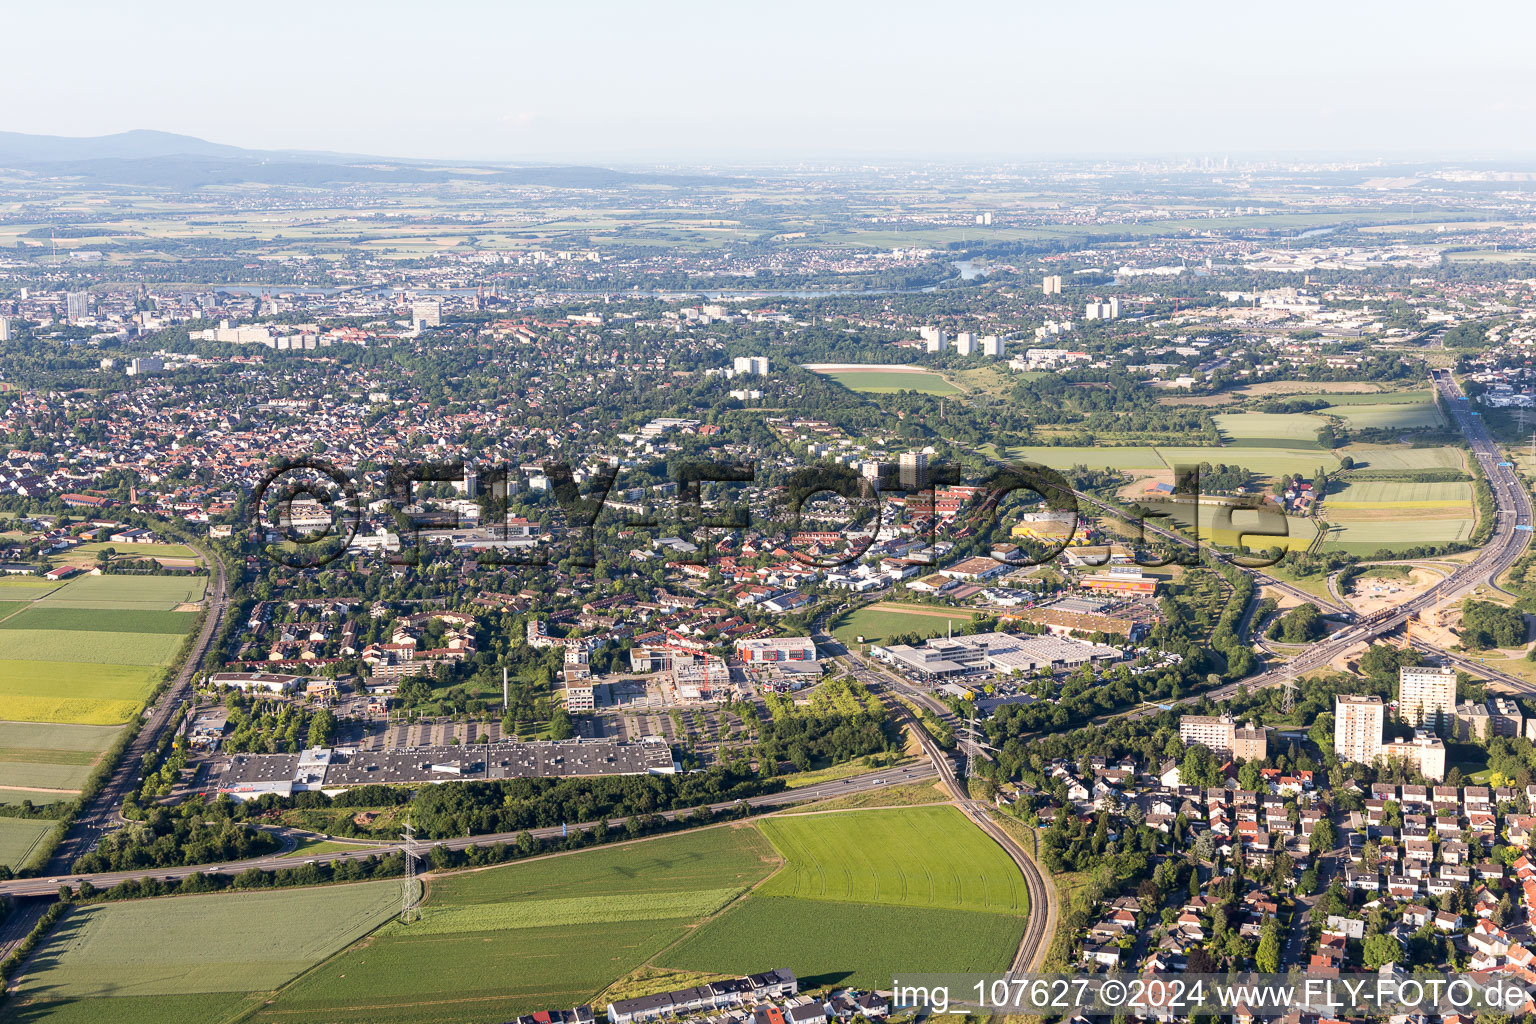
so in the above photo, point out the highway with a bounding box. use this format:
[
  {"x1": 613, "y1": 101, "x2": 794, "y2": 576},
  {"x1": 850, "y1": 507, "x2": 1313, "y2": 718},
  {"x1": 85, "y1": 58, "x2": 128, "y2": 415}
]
[
  {"x1": 44, "y1": 545, "x2": 231, "y2": 874},
  {"x1": 0, "y1": 763, "x2": 935, "y2": 899},
  {"x1": 1409, "y1": 638, "x2": 1536, "y2": 695},
  {"x1": 1068, "y1": 492, "x2": 1351, "y2": 616},
  {"x1": 986, "y1": 369, "x2": 1534, "y2": 728},
  {"x1": 8, "y1": 374, "x2": 1523, "y2": 948},
  {"x1": 1083, "y1": 370, "x2": 1533, "y2": 711},
  {"x1": 1216, "y1": 368, "x2": 1533, "y2": 693}
]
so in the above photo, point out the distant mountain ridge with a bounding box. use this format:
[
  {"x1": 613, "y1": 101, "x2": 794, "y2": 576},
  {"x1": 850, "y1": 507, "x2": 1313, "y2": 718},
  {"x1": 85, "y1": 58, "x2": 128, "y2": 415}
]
[
  {"x1": 0, "y1": 130, "x2": 724, "y2": 188},
  {"x1": 0, "y1": 130, "x2": 253, "y2": 163}
]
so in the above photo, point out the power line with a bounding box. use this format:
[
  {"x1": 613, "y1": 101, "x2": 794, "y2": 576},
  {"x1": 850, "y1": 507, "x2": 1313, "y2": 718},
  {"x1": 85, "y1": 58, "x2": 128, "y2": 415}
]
[
  {"x1": 963, "y1": 702, "x2": 978, "y2": 783},
  {"x1": 400, "y1": 816, "x2": 421, "y2": 923}
]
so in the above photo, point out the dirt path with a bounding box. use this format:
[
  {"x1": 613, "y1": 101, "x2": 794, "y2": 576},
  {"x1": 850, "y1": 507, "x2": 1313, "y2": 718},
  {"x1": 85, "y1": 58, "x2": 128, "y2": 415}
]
[{"x1": 864, "y1": 602, "x2": 972, "y2": 619}]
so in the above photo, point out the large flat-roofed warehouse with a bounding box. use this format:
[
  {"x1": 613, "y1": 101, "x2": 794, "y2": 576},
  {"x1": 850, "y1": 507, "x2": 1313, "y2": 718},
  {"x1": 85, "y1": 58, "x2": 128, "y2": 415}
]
[
  {"x1": 204, "y1": 738, "x2": 678, "y2": 801},
  {"x1": 871, "y1": 631, "x2": 1120, "y2": 680}
]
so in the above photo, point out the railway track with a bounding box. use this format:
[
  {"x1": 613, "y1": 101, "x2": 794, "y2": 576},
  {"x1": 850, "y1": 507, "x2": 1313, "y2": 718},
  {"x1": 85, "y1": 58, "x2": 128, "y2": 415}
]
[{"x1": 823, "y1": 631, "x2": 1058, "y2": 974}]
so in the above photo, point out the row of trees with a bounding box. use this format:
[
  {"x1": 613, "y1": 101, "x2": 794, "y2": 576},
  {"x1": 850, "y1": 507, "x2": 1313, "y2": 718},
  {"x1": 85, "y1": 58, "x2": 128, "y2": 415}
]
[{"x1": 71, "y1": 802, "x2": 280, "y2": 874}]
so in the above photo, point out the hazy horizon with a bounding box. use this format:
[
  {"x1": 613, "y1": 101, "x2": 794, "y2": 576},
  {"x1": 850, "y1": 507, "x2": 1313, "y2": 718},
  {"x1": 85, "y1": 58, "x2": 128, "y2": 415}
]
[{"x1": 8, "y1": 0, "x2": 1536, "y2": 164}]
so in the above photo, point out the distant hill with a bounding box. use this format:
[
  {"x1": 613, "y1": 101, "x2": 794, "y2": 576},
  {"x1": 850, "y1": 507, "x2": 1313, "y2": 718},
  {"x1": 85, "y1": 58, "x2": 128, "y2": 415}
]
[
  {"x1": 0, "y1": 130, "x2": 250, "y2": 163},
  {"x1": 0, "y1": 130, "x2": 725, "y2": 188}
]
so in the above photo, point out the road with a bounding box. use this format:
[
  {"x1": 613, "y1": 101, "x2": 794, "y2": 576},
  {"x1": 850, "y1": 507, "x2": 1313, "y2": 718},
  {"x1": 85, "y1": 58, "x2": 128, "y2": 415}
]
[
  {"x1": 0, "y1": 899, "x2": 46, "y2": 964},
  {"x1": 1225, "y1": 369, "x2": 1533, "y2": 688},
  {"x1": 1098, "y1": 370, "x2": 1533, "y2": 716},
  {"x1": 0, "y1": 763, "x2": 936, "y2": 899},
  {"x1": 868, "y1": 660, "x2": 1055, "y2": 973},
  {"x1": 1068, "y1": 491, "x2": 1350, "y2": 616},
  {"x1": 1409, "y1": 638, "x2": 1536, "y2": 695},
  {"x1": 812, "y1": 611, "x2": 1057, "y2": 974},
  {"x1": 44, "y1": 548, "x2": 231, "y2": 874}
]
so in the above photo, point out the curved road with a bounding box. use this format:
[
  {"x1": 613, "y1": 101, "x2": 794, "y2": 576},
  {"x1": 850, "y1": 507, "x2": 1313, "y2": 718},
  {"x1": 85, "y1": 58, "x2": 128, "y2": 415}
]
[
  {"x1": 871, "y1": 663, "x2": 1055, "y2": 973},
  {"x1": 1090, "y1": 370, "x2": 1531, "y2": 714},
  {"x1": 812, "y1": 611, "x2": 1056, "y2": 974},
  {"x1": 1217, "y1": 368, "x2": 1532, "y2": 693}
]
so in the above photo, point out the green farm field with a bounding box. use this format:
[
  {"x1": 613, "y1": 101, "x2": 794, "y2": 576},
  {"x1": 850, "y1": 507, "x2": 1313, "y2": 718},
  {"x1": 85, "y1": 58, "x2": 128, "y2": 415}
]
[
  {"x1": 659, "y1": 899, "x2": 1021, "y2": 990},
  {"x1": 819, "y1": 368, "x2": 961, "y2": 396},
  {"x1": 1340, "y1": 446, "x2": 1463, "y2": 471},
  {"x1": 10, "y1": 882, "x2": 401, "y2": 1007},
  {"x1": 755, "y1": 807, "x2": 1026, "y2": 912},
  {"x1": 0, "y1": 580, "x2": 60, "y2": 599},
  {"x1": 831, "y1": 605, "x2": 965, "y2": 647},
  {"x1": 0, "y1": 760, "x2": 92, "y2": 791},
  {"x1": 1323, "y1": 402, "x2": 1444, "y2": 430},
  {"x1": 0, "y1": 993, "x2": 254, "y2": 1024},
  {"x1": 262, "y1": 918, "x2": 697, "y2": 1024},
  {"x1": 0, "y1": 600, "x2": 26, "y2": 622},
  {"x1": 0, "y1": 581, "x2": 194, "y2": 791},
  {"x1": 0, "y1": 721, "x2": 120, "y2": 752},
  {"x1": 1325, "y1": 481, "x2": 1474, "y2": 506},
  {"x1": 1321, "y1": 514, "x2": 1476, "y2": 554},
  {"x1": 1213, "y1": 411, "x2": 1327, "y2": 446},
  {"x1": 0, "y1": 629, "x2": 184, "y2": 665},
  {"x1": 0, "y1": 789, "x2": 70, "y2": 806},
  {"x1": 256, "y1": 825, "x2": 780, "y2": 1024},
  {"x1": 0, "y1": 816, "x2": 55, "y2": 869},
  {"x1": 0, "y1": 607, "x2": 197, "y2": 633},
  {"x1": 658, "y1": 807, "x2": 1025, "y2": 988},
  {"x1": 0, "y1": 661, "x2": 162, "y2": 724},
  {"x1": 256, "y1": 807, "x2": 1023, "y2": 1023},
  {"x1": 1155, "y1": 446, "x2": 1341, "y2": 476},
  {"x1": 1320, "y1": 388, "x2": 1435, "y2": 405},
  {"x1": 39, "y1": 574, "x2": 206, "y2": 610}
]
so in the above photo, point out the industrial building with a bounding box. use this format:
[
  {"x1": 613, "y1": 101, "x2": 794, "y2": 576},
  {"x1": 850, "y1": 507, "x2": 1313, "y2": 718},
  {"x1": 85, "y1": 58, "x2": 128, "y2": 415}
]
[
  {"x1": 205, "y1": 738, "x2": 678, "y2": 800},
  {"x1": 872, "y1": 631, "x2": 1120, "y2": 680},
  {"x1": 735, "y1": 636, "x2": 817, "y2": 664}
]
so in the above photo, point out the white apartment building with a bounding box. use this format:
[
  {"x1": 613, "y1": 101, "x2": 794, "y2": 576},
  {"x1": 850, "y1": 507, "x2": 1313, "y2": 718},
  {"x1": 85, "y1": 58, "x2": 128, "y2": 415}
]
[
  {"x1": 1335, "y1": 694, "x2": 1386, "y2": 765},
  {"x1": 1399, "y1": 665, "x2": 1456, "y2": 729},
  {"x1": 1179, "y1": 714, "x2": 1267, "y2": 761},
  {"x1": 66, "y1": 290, "x2": 90, "y2": 322},
  {"x1": 1336, "y1": 693, "x2": 1445, "y2": 780},
  {"x1": 899, "y1": 451, "x2": 928, "y2": 489},
  {"x1": 410, "y1": 299, "x2": 442, "y2": 329}
]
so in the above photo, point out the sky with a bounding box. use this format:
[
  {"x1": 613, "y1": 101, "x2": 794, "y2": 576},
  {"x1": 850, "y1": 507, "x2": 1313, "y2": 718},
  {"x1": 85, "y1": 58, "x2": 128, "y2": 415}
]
[{"x1": 7, "y1": 0, "x2": 1536, "y2": 164}]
